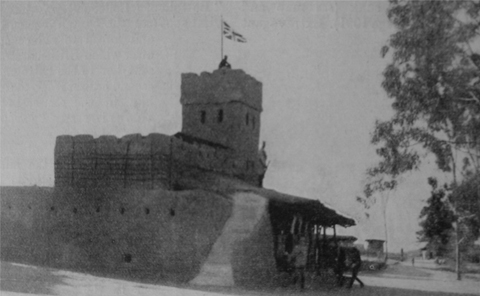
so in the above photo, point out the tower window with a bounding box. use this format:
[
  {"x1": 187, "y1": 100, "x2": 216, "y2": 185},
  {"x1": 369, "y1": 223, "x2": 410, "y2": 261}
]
[
  {"x1": 246, "y1": 113, "x2": 249, "y2": 126},
  {"x1": 218, "y1": 109, "x2": 223, "y2": 123},
  {"x1": 201, "y1": 111, "x2": 206, "y2": 124}
]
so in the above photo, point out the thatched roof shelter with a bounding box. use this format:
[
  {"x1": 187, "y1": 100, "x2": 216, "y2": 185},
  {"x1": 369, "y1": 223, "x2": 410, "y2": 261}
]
[{"x1": 176, "y1": 170, "x2": 355, "y2": 228}]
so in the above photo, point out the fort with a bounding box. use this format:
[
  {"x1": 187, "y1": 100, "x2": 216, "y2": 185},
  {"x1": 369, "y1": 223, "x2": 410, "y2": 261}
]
[
  {"x1": 1, "y1": 67, "x2": 354, "y2": 288},
  {"x1": 54, "y1": 69, "x2": 263, "y2": 190}
]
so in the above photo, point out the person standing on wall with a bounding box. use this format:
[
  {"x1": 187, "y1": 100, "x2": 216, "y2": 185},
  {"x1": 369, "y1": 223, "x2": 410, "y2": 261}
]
[{"x1": 257, "y1": 141, "x2": 268, "y2": 187}]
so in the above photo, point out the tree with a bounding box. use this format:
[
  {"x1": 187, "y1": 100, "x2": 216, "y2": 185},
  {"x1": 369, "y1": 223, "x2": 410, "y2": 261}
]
[
  {"x1": 451, "y1": 172, "x2": 480, "y2": 247},
  {"x1": 366, "y1": 0, "x2": 480, "y2": 280},
  {"x1": 417, "y1": 177, "x2": 455, "y2": 257}
]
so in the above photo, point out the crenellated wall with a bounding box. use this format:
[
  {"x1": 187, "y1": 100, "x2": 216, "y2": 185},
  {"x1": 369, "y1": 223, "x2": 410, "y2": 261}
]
[
  {"x1": 180, "y1": 69, "x2": 262, "y2": 111},
  {"x1": 180, "y1": 69, "x2": 262, "y2": 158},
  {"x1": 55, "y1": 133, "x2": 260, "y2": 189},
  {"x1": 55, "y1": 133, "x2": 172, "y2": 189}
]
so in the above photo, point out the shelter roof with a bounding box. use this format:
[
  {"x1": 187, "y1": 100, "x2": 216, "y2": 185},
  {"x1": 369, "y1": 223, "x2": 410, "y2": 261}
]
[
  {"x1": 176, "y1": 170, "x2": 356, "y2": 227},
  {"x1": 321, "y1": 235, "x2": 358, "y2": 241},
  {"x1": 366, "y1": 239, "x2": 386, "y2": 243}
]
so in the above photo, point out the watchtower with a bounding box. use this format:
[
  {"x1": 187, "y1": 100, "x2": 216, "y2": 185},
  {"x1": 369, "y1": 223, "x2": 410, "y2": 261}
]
[{"x1": 180, "y1": 68, "x2": 262, "y2": 160}]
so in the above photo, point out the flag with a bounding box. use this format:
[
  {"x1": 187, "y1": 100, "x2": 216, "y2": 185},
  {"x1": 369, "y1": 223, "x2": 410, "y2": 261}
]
[{"x1": 223, "y1": 21, "x2": 247, "y2": 43}]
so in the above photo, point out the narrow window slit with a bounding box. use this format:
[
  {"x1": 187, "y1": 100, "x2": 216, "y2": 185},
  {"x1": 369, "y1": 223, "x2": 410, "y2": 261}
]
[
  {"x1": 218, "y1": 109, "x2": 223, "y2": 123},
  {"x1": 124, "y1": 253, "x2": 132, "y2": 263}
]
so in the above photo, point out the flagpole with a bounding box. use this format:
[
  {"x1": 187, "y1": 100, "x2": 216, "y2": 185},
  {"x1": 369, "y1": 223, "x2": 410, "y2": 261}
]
[{"x1": 221, "y1": 15, "x2": 223, "y2": 60}]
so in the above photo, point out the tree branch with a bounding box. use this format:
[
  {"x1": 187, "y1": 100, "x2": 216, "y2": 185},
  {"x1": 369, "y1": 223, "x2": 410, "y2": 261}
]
[{"x1": 456, "y1": 91, "x2": 480, "y2": 104}]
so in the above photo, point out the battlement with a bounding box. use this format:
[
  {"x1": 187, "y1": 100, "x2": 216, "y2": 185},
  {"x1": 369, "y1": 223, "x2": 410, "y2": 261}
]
[
  {"x1": 54, "y1": 69, "x2": 264, "y2": 190},
  {"x1": 54, "y1": 133, "x2": 260, "y2": 189},
  {"x1": 181, "y1": 69, "x2": 262, "y2": 111},
  {"x1": 55, "y1": 133, "x2": 172, "y2": 189}
]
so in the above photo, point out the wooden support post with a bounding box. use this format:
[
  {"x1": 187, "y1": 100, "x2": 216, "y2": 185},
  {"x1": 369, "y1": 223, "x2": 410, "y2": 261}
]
[{"x1": 333, "y1": 225, "x2": 338, "y2": 248}]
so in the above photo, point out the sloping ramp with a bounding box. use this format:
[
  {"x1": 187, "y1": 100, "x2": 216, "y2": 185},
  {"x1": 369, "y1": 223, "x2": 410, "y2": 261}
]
[{"x1": 190, "y1": 192, "x2": 267, "y2": 286}]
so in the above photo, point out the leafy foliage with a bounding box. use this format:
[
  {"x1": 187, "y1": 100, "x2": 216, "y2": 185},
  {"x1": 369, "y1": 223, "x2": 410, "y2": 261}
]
[
  {"x1": 367, "y1": 0, "x2": 480, "y2": 197},
  {"x1": 417, "y1": 177, "x2": 455, "y2": 256},
  {"x1": 417, "y1": 175, "x2": 480, "y2": 258},
  {"x1": 451, "y1": 172, "x2": 480, "y2": 244},
  {"x1": 365, "y1": 1, "x2": 480, "y2": 266}
]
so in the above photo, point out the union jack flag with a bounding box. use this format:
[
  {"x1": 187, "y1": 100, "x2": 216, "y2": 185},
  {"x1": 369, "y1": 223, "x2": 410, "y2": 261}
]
[{"x1": 223, "y1": 21, "x2": 247, "y2": 43}]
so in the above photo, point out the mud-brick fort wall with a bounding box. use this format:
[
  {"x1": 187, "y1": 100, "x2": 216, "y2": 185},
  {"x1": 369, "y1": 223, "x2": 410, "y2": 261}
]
[
  {"x1": 0, "y1": 186, "x2": 233, "y2": 283},
  {"x1": 55, "y1": 132, "x2": 259, "y2": 189},
  {"x1": 55, "y1": 133, "x2": 172, "y2": 189}
]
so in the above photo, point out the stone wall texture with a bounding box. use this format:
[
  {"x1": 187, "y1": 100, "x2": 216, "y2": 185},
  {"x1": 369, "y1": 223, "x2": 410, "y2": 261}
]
[
  {"x1": 55, "y1": 133, "x2": 172, "y2": 189},
  {"x1": 1, "y1": 69, "x2": 284, "y2": 287},
  {"x1": 0, "y1": 187, "x2": 282, "y2": 288},
  {"x1": 180, "y1": 69, "x2": 262, "y2": 110},
  {"x1": 0, "y1": 186, "x2": 233, "y2": 283},
  {"x1": 180, "y1": 69, "x2": 262, "y2": 158},
  {"x1": 0, "y1": 186, "x2": 54, "y2": 266},
  {"x1": 55, "y1": 133, "x2": 260, "y2": 189},
  {"x1": 229, "y1": 193, "x2": 277, "y2": 288},
  {"x1": 189, "y1": 192, "x2": 276, "y2": 287},
  {"x1": 182, "y1": 102, "x2": 261, "y2": 160}
]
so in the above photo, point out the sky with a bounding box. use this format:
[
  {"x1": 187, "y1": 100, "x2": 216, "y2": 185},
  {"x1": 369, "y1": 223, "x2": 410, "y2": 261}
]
[{"x1": 1, "y1": 1, "x2": 449, "y2": 252}]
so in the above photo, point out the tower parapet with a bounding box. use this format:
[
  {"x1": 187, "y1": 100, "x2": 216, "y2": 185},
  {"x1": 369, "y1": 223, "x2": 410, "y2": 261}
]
[
  {"x1": 180, "y1": 68, "x2": 262, "y2": 159},
  {"x1": 181, "y1": 69, "x2": 262, "y2": 111}
]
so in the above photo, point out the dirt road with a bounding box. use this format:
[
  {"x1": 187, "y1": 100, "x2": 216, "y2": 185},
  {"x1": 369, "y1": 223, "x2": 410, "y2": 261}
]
[{"x1": 1, "y1": 261, "x2": 478, "y2": 296}]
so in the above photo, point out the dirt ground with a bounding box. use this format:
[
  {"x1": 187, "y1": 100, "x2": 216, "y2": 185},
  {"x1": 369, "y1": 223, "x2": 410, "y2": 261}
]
[{"x1": 1, "y1": 261, "x2": 478, "y2": 296}]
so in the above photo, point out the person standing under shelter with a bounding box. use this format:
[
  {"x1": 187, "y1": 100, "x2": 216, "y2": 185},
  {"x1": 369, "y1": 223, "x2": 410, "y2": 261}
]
[
  {"x1": 335, "y1": 247, "x2": 364, "y2": 289},
  {"x1": 346, "y1": 247, "x2": 364, "y2": 288},
  {"x1": 290, "y1": 237, "x2": 308, "y2": 291}
]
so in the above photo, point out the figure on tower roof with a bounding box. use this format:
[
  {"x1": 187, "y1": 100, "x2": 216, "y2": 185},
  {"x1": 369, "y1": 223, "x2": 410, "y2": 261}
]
[{"x1": 218, "y1": 55, "x2": 231, "y2": 69}]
